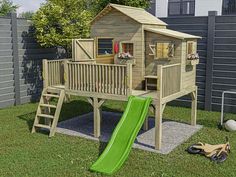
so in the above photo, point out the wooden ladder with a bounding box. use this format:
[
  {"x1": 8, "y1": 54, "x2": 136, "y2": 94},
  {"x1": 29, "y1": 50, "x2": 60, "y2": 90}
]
[{"x1": 32, "y1": 87, "x2": 65, "y2": 137}]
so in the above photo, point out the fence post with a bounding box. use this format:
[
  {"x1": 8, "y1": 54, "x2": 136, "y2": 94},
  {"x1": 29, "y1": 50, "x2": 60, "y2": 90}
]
[
  {"x1": 11, "y1": 13, "x2": 21, "y2": 105},
  {"x1": 204, "y1": 11, "x2": 217, "y2": 111}
]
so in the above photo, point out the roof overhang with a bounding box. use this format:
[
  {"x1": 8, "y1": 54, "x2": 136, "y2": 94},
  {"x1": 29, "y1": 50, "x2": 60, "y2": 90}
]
[{"x1": 144, "y1": 28, "x2": 202, "y2": 40}]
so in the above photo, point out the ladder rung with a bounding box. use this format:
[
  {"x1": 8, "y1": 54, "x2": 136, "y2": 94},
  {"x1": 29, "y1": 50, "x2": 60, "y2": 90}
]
[
  {"x1": 37, "y1": 114, "x2": 54, "y2": 119},
  {"x1": 47, "y1": 88, "x2": 61, "y2": 94},
  {"x1": 34, "y1": 124, "x2": 51, "y2": 129},
  {"x1": 43, "y1": 94, "x2": 60, "y2": 98},
  {"x1": 40, "y1": 104, "x2": 57, "y2": 109}
]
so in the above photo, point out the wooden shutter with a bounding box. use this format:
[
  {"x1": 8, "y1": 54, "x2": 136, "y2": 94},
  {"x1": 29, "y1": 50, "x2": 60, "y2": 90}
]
[
  {"x1": 162, "y1": 43, "x2": 169, "y2": 58},
  {"x1": 156, "y1": 43, "x2": 163, "y2": 59}
]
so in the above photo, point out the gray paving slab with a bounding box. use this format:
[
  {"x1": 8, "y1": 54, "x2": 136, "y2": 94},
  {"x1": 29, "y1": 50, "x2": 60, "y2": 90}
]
[{"x1": 56, "y1": 112, "x2": 202, "y2": 154}]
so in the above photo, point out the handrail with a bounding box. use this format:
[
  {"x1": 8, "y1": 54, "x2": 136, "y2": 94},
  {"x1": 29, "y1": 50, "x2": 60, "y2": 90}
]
[{"x1": 64, "y1": 61, "x2": 132, "y2": 96}]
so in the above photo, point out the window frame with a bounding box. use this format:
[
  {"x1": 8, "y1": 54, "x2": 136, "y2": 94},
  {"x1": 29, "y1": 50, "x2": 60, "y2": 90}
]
[
  {"x1": 96, "y1": 37, "x2": 114, "y2": 58},
  {"x1": 120, "y1": 42, "x2": 134, "y2": 56},
  {"x1": 222, "y1": 0, "x2": 236, "y2": 15},
  {"x1": 187, "y1": 41, "x2": 196, "y2": 55},
  {"x1": 168, "y1": 0, "x2": 195, "y2": 17}
]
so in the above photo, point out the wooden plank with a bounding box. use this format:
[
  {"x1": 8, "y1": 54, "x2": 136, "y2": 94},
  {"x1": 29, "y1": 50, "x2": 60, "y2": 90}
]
[
  {"x1": 42, "y1": 59, "x2": 48, "y2": 88},
  {"x1": 156, "y1": 65, "x2": 163, "y2": 150},
  {"x1": 191, "y1": 86, "x2": 198, "y2": 126}
]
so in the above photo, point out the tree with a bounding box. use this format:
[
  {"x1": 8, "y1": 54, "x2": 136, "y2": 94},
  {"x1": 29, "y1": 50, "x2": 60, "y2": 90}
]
[
  {"x1": 92, "y1": 0, "x2": 150, "y2": 14},
  {"x1": 0, "y1": 0, "x2": 18, "y2": 16},
  {"x1": 19, "y1": 11, "x2": 34, "y2": 19},
  {"x1": 33, "y1": 0, "x2": 93, "y2": 55},
  {"x1": 33, "y1": 0, "x2": 150, "y2": 55}
]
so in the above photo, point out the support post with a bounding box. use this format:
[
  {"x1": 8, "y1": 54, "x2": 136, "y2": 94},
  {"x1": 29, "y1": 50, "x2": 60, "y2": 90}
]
[
  {"x1": 42, "y1": 59, "x2": 49, "y2": 88},
  {"x1": 93, "y1": 97, "x2": 104, "y2": 138},
  {"x1": 191, "y1": 86, "x2": 198, "y2": 126},
  {"x1": 11, "y1": 13, "x2": 21, "y2": 105},
  {"x1": 126, "y1": 63, "x2": 132, "y2": 96},
  {"x1": 143, "y1": 115, "x2": 149, "y2": 131},
  {"x1": 155, "y1": 65, "x2": 163, "y2": 150},
  {"x1": 205, "y1": 11, "x2": 217, "y2": 111}
]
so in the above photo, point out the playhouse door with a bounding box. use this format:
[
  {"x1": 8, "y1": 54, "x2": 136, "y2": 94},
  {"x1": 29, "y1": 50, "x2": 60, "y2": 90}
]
[{"x1": 72, "y1": 39, "x2": 95, "y2": 62}]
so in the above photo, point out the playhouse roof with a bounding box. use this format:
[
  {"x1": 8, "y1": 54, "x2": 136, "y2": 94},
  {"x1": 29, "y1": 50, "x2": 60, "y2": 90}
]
[
  {"x1": 91, "y1": 3, "x2": 167, "y2": 26},
  {"x1": 144, "y1": 28, "x2": 201, "y2": 39}
]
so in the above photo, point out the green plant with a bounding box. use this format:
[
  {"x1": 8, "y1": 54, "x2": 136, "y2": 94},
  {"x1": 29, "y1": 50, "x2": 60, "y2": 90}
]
[
  {"x1": 0, "y1": 0, "x2": 18, "y2": 16},
  {"x1": 19, "y1": 11, "x2": 34, "y2": 19},
  {"x1": 92, "y1": 0, "x2": 150, "y2": 14},
  {"x1": 32, "y1": 0, "x2": 93, "y2": 56}
]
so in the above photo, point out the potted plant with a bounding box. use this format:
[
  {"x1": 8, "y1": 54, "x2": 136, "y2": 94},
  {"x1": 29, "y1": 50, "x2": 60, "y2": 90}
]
[{"x1": 187, "y1": 53, "x2": 200, "y2": 65}]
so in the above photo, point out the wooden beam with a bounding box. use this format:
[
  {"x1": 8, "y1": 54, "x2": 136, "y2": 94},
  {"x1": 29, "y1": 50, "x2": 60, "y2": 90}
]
[
  {"x1": 42, "y1": 59, "x2": 48, "y2": 88},
  {"x1": 63, "y1": 60, "x2": 69, "y2": 89},
  {"x1": 190, "y1": 86, "x2": 198, "y2": 126},
  {"x1": 162, "y1": 103, "x2": 166, "y2": 114},
  {"x1": 156, "y1": 65, "x2": 163, "y2": 150},
  {"x1": 87, "y1": 97, "x2": 93, "y2": 106},
  {"x1": 98, "y1": 99, "x2": 105, "y2": 108},
  {"x1": 92, "y1": 97, "x2": 105, "y2": 138},
  {"x1": 155, "y1": 103, "x2": 163, "y2": 150}
]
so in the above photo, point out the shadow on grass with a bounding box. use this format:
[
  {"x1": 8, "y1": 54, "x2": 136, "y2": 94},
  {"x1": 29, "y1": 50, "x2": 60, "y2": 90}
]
[
  {"x1": 98, "y1": 141, "x2": 108, "y2": 156},
  {"x1": 17, "y1": 111, "x2": 35, "y2": 131}
]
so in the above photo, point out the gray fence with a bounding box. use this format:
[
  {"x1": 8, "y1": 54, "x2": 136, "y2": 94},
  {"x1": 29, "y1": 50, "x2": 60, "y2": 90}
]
[
  {"x1": 1, "y1": 12, "x2": 236, "y2": 113},
  {"x1": 161, "y1": 11, "x2": 236, "y2": 113},
  {"x1": 0, "y1": 13, "x2": 59, "y2": 108}
]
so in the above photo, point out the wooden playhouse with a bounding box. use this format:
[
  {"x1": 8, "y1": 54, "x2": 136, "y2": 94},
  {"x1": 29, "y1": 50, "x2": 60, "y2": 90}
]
[{"x1": 32, "y1": 3, "x2": 201, "y2": 150}]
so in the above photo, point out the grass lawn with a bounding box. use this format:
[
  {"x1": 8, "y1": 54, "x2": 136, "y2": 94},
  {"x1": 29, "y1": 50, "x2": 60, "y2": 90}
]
[{"x1": 0, "y1": 96, "x2": 236, "y2": 177}]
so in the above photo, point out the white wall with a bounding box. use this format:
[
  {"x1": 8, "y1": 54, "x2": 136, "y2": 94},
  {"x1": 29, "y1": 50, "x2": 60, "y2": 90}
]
[
  {"x1": 195, "y1": 0, "x2": 223, "y2": 16},
  {"x1": 156, "y1": 0, "x2": 168, "y2": 17}
]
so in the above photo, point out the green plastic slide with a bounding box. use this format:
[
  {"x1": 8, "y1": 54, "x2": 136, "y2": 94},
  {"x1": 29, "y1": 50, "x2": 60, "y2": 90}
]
[{"x1": 90, "y1": 96, "x2": 152, "y2": 175}]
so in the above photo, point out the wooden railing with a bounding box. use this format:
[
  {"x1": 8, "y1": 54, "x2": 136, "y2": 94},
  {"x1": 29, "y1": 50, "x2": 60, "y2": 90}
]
[
  {"x1": 157, "y1": 63, "x2": 181, "y2": 98},
  {"x1": 64, "y1": 61, "x2": 132, "y2": 96},
  {"x1": 43, "y1": 59, "x2": 67, "y2": 88}
]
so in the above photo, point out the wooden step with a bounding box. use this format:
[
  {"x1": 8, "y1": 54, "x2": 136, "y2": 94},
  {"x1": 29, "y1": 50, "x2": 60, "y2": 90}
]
[
  {"x1": 39, "y1": 104, "x2": 57, "y2": 109},
  {"x1": 34, "y1": 124, "x2": 51, "y2": 129},
  {"x1": 37, "y1": 114, "x2": 54, "y2": 119},
  {"x1": 43, "y1": 93, "x2": 60, "y2": 98},
  {"x1": 47, "y1": 87, "x2": 61, "y2": 94}
]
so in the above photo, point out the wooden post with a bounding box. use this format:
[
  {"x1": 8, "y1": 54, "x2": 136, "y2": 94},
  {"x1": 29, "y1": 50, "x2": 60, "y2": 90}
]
[
  {"x1": 143, "y1": 116, "x2": 149, "y2": 131},
  {"x1": 93, "y1": 97, "x2": 104, "y2": 138},
  {"x1": 42, "y1": 59, "x2": 49, "y2": 88},
  {"x1": 126, "y1": 63, "x2": 132, "y2": 96},
  {"x1": 155, "y1": 65, "x2": 163, "y2": 150},
  {"x1": 191, "y1": 86, "x2": 198, "y2": 126},
  {"x1": 63, "y1": 60, "x2": 69, "y2": 89}
]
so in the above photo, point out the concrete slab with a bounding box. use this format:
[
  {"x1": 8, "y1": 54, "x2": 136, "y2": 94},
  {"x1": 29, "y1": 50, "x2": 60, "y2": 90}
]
[{"x1": 56, "y1": 112, "x2": 202, "y2": 154}]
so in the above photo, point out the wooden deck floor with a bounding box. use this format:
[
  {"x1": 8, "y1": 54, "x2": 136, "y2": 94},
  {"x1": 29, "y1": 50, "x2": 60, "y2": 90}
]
[
  {"x1": 49, "y1": 85, "x2": 158, "y2": 101},
  {"x1": 132, "y1": 90, "x2": 158, "y2": 100}
]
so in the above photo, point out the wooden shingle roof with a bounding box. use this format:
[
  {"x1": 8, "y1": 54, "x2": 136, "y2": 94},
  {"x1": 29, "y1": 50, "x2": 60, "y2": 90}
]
[{"x1": 91, "y1": 3, "x2": 167, "y2": 26}]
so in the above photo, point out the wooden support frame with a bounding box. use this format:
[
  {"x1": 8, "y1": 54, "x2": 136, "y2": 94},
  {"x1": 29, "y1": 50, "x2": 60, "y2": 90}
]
[
  {"x1": 88, "y1": 97, "x2": 105, "y2": 138},
  {"x1": 155, "y1": 65, "x2": 163, "y2": 150},
  {"x1": 190, "y1": 86, "x2": 198, "y2": 126},
  {"x1": 126, "y1": 63, "x2": 133, "y2": 96}
]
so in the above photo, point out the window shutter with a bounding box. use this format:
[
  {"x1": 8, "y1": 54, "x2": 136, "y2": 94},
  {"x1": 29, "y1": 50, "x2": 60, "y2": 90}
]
[
  {"x1": 156, "y1": 43, "x2": 163, "y2": 59},
  {"x1": 162, "y1": 43, "x2": 169, "y2": 58}
]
